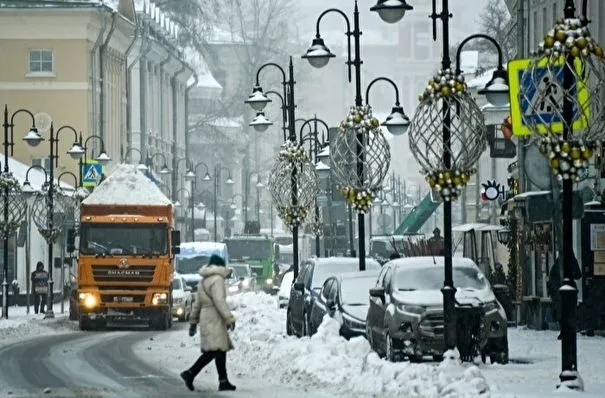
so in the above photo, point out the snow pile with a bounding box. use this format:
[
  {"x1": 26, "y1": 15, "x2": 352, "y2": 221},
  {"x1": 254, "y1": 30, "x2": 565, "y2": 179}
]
[
  {"x1": 82, "y1": 163, "x2": 172, "y2": 206},
  {"x1": 0, "y1": 305, "x2": 78, "y2": 345},
  {"x1": 136, "y1": 292, "x2": 490, "y2": 397}
]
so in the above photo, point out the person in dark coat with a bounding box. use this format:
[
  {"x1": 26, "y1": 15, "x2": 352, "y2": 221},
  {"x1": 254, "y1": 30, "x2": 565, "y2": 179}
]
[
  {"x1": 30, "y1": 261, "x2": 49, "y2": 314},
  {"x1": 548, "y1": 252, "x2": 582, "y2": 339},
  {"x1": 180, "y1": 254, "x2": 236, "y2": 392}
]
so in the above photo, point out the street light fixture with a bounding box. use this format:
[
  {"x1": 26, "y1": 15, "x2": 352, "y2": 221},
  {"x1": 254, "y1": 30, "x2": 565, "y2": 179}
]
[
  {"x1": 370, "y1": 0, "x2": 413, "y2": 24},
  {"x1": 365, "y1": 77, "x2": 411, "y2": 136},
  {"x1": 23, "y1": 122, "x2": 84, "y2": 319},
  {"x1": 244, "y1": 86, "x2": 272, "y2": 112},
  {"x1": 123, "y1": 147, "x2": 148, "y2": 171},
  {"x1": 250, "y1": 112, "x2": 273, "y2": 132}
]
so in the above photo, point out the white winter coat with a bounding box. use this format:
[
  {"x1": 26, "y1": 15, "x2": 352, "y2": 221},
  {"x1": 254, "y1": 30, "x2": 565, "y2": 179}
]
[{"x1": 190, "y1": 265, "x2": 235, "y2": 352}]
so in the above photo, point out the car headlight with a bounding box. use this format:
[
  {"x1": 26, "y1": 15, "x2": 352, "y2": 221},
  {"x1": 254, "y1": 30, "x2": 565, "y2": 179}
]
[
  {"x1": 266, "y1": 278, "x2": 273, "y2": 285},
  {"x1": 398, "y1": 304, "x2": 425, "y2": 314},
  {"x1": 242, "y1": 279, "x2": 250, "y2": 287},
  {"x1": 228, "y1": 285, "x2": 239, "y2": 293},
  {"x1": 78, "y1": 292, "x2": 97, "y2": 309},
  {"x1": 483, "y1": 300, "x2": 500, "y2": 312},
  {"x1": 152, "y1": 292, "x2": 168, "y2": 305}
]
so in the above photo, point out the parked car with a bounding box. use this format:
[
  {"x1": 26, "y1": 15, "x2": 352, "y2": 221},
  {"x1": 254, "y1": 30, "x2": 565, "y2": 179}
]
[
  {"x1": 366, "y1": 256, "x2": 508, "y2": 363},
  {"x1": 230, "y1": 263, "x2": 256, "y2": 292},
  {"x1": 287, "y1": 257, "x2": 381, "y2": 337},
  {"x1": 309, "y1": 270, "x2": 379, "y2": 338},
  {"x1": 171, "y1": 276, "x2": 193, "y2": 322},
  {"x1": 276, "y1": 271, "x2": 294, "y2": 309}
]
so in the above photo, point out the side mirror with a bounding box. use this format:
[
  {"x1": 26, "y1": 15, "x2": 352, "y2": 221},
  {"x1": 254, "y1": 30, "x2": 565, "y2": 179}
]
[
  {"x1": 66, "y1": 228, "x2": 76, "y2": 253},
  {"x1": 171, "y1": 230, "x2": 181, "y2": 254},
  {"x1": 369, "y1": 287, "x2": 385, "y2": 300},
  {"x1": 293, "y1": 282, "x2": 304, "y2": 292}
]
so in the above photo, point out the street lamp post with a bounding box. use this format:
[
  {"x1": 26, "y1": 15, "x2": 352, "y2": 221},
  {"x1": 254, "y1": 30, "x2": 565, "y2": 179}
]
[
  {"x1": 303, "y1": 1, "x2": 410, "y2": 271},
  {"x1": 145, "y1": 152, "x2": 171, "y2": 176},
  {"x1": 518, "y1": 0, "x2": 605, "y2": 388},
  {"x1": 77, "y1": 133, "x2": 110, "y2": 187},
  {"x1": 245, "y1": 171, "x2": 264, "y2": 227},
  {"x1": 122, "y1": 147, "x2": 149, "y2": 171},
  {"x1": 184, "y1": 162, "x2": 211, "y2": 241},
  {"x1": 1, "y1": 106, "x2": 35, "y2": 318},
  {"x1": 246, "y1": 58, "x2": 319, "y2": 280},
  {"x1": 211, "y1": 165, "x2": 234, "y2": 242},
  {"x1": 404, "y1": 0, "x2": 509, "y2": 355},
  {"x1": 24, "y1": 123, "x2": 85, "y2": 319}
]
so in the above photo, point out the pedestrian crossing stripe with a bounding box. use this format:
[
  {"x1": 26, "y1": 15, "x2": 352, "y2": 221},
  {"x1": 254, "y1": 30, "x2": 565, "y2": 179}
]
[{"x1": 507, "y1": 56, "x2": 590, "y2": 136}]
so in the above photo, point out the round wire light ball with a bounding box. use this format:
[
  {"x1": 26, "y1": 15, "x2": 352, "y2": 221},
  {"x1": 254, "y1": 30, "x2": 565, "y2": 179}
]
[
  {"x1": 268, "y1": 141, "x2": 320, "y2": 229},
  {"x1": 520, "y1": 17, "x2": 605, "y2": 181},
  {"x1": 408, "y1": 68, "x2": 487, "y2": 201},
  {"x1": 0, "y1": 172, "x2": 26, "y2": 239},
  {"x1": 31, "y1": 192, "x2": 72, "y2": 243},
  {"x1": 330, "y1": 105, "x2": 391, "y2": 212}
]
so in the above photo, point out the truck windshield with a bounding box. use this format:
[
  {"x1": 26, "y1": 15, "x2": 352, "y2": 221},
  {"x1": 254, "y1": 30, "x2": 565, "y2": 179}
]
[
  {"x1": 226, "y1": 239, "x2": 271, "y2": 261},
  {"x1": 79, "y1": 223, "x2": 168, "y2": 255},
  {"x1": 176, "y1": 256, "x2": 210, "y2": 274}
]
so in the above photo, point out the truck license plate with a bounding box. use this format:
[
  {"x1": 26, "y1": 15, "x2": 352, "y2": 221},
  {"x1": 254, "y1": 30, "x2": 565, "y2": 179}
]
[{"x1": 114, "y1": 296, "x2": 133, "y2": 302}]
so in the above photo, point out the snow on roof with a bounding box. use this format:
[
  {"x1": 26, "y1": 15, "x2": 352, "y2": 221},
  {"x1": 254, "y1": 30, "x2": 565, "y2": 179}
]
[
  {"x1": 82, "y1": 163, "x2": 172, "y2": 205},
  {"x1": 390, "y1": 256, "x2": 479, "y2": 270}
]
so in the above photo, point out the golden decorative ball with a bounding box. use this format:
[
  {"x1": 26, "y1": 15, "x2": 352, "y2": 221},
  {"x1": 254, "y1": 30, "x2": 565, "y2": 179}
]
[
  {"x1": 555, "y1": 31, "x2": 567, "y2": 42},
  {"x1": 570, "y1": 147, "x2": 581, "y2": 160},
  {"x1": 550, "y1": 158, "x2": 560, "y2": 169}
]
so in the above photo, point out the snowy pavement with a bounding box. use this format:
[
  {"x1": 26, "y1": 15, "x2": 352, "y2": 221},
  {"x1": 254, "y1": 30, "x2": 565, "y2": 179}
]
[
  {"x1": 133, "y1": 292, "x2": 605, "y2": 398},
  {"x1": 0, "y1": 301, "x2": 77, "y2": 344}
]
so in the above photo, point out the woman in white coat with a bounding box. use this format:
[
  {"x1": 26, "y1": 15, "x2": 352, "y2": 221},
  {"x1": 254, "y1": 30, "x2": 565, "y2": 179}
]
[{"x1": 180, "y1": 254, "x2": 236, "y2": 392}]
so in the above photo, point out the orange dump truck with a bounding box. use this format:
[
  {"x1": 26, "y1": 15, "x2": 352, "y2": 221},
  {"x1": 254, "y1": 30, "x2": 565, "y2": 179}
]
[{"x1": 73, "y1": 165, "x2": 180, "y2": 331}]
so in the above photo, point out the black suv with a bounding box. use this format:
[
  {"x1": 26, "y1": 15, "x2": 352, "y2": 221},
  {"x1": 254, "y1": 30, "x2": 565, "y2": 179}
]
[{"x1": 286, "y1": 257, "x2": 380, "y2": 337}]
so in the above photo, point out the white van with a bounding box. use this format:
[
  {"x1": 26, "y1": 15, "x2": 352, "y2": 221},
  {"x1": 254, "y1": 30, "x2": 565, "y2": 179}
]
[{"x1": 175, "y1": 241, "x2": 229, "y2": 291}]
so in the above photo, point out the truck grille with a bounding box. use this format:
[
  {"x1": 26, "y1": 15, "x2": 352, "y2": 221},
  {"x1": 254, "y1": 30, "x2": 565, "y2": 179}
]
[{"x1": 92, "y1": 265, "x2": 155, "y2": 283}]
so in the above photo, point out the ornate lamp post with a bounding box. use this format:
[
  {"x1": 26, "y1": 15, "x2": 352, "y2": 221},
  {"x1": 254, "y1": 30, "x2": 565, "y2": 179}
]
[
  {"x1": 303, "y1": 2, "x2": 410, "y2": 270},
  {"x1": 122, "y1": 147, "x2": 149, "y2": 171},
  {"x1": 24, "y1": 123, "x2": 85, "y2": 318},
  {"x1": 77, "y1": 133, "x2": 110, "y2": 187},
  {"x1": 518, "y1": 0, "x2": 605, "y2": 389},
  {"x1": 245, "y1": 58, "x2": 319, "y2": 279},
  {"x1": 191, "y1": 165, "x2": 234, "y2": 241},
  {"x1": 244, "y1": 171, "x2": 264, "y2": 226},
  {"x1": 299, "y1": 116, "x2": 330, "y2": 257},
  {"x1": 404, "y1": 0, "x2": 509, "y2": 355},
  {"x1": 184, "y1": 162, "x2": 211, "y2": 241},
  {"x1": 1, "y1": 106, "x2": 36, "y2": 318},
  {"x1": 145, "y1": 152, "x2": 171, "y2": 176}
]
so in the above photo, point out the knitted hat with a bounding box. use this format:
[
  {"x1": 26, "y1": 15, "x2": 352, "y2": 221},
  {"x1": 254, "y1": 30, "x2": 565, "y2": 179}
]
[{"x1": 208, "y1": 254, "x2": 226, "y2": 267}]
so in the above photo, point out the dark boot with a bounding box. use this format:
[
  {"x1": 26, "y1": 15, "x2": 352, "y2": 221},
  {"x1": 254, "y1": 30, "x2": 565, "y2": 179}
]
[
  {"x1": 180, "y1": 370, "x2": 195, "y2": 391},
  {"x1": 219, "y1": 379, "x2": 236, "y2": 391}
]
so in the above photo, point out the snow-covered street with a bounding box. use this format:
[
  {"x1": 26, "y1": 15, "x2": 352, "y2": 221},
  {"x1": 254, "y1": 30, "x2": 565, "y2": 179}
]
[{"x1": 133, "y1": 292, "x2": 605, "y2": 397}]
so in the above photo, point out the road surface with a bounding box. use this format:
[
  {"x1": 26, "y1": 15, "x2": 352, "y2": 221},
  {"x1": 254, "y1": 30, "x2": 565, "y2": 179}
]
[{"x1": 0, "y1": 322, "x2": 334, "y2": 398}]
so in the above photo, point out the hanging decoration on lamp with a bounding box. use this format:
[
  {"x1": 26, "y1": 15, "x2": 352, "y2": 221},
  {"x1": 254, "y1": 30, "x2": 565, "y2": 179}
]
[
  {"x1": 268, "y1": 139, "x2": 319, "y2": 231},
  {"x1": 330, "y1": 105, "x2": 391, "y2": 213},
  {"x1": 0, "y1": 172, "x2": 26, "y2": 240},
  {"x1": 409, "y1": 69, "x2": 487, "y2": 202},
  {"x1": 520, "y1": 16, "x2": 605, "y2": 181}
]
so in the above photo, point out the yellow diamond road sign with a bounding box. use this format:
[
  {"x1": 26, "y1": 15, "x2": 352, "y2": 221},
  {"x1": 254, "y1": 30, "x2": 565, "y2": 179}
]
[{"x1": 507, "y1": 56, "x2": 590, "y2": 136}]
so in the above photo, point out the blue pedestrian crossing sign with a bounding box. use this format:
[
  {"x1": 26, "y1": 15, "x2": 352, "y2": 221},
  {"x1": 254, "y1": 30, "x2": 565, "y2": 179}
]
[
  {"x1": 82, "y1": 162, "x2": 103, "y2": 187},
  {"x1": 508, "y1": 56, "x2": 590, "y2": 136}
]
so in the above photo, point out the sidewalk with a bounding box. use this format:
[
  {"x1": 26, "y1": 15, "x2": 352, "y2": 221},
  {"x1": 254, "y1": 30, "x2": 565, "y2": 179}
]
[{"x1": 0, "y1": 300, "x2": 74, "y2": 343}]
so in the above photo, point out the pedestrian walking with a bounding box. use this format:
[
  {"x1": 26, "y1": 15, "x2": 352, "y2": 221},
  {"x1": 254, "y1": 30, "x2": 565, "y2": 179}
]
[
  {"x1": 180, "y1": 254, "x2": 236, "y2": 392},
  {"x1": 30, "y1": 261, "x2": 49, "y2": 314}
]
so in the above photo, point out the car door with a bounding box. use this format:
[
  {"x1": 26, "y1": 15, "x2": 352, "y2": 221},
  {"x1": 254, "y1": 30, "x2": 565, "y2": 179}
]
[
  {"x1": 375, "y1": 267, "x2": 394, "y2": 349},
  {"x1": 368, "y1": 265, "x2": 389, "y2": 342},
  {"x1": 289, "y1": 261, "x2": 311, "y2": 333},
  {"x1": 310, "y1": 278, "x2": 333, "y2": 333}
]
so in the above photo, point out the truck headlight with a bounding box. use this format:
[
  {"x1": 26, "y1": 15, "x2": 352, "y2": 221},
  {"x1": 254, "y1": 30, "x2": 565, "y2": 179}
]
[
  {"x1": 78, "y1": 292, "x2": 97, "y2": 309},
  {"x1": 152, "y1": 292, "x2": 168, "y2": 305},
  {"x1": 266, "y1": 278, "x2": 273, "y2": 286}
]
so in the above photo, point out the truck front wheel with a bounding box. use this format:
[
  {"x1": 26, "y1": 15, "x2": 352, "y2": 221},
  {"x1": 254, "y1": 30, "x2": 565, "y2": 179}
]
[
  {"x1": 79, "y1": 317, "x2": 96, "y2": 331},
  {"x1": 150, "y1": 311, "x2": 170, "y2": 331}
]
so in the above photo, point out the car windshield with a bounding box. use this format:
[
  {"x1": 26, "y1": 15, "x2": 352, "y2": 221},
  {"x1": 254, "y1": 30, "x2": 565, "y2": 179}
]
[
  {"x1": 340, "y1": 276, "x2": 376, "y2": 305},
  {"x1": 312, "y1": 260, "x2": 380, "y2": 288},
  {"x1": 172, "y1": 279, "x2": 182, "y2": 289},
  {"x1": 176, "y1": 256, "x2": 210, "y2": 274},
  {"x1": 79, "y1": 223, "x2": 167, "y2": 255},
  {"x1": 394, "y1": 266, "x2": 488, "y2": 291},
  {"x1": 231, "y1": 265, "x2": 251, "y2": 277},
  {"x1": 225, "y1": 239, "x2": 271, "y2": 261}
]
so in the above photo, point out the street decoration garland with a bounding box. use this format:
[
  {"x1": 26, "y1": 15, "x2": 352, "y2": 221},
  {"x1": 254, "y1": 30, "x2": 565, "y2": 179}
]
[
  {"x1": 333, "y1": 106, "x2": 389, "y2": 213},
  {"x1": 0, "y1": 172, "x2": 25, "y2": 239},
  {"x1": 339, "y1": 186, "x2": 376, "y2": 213},
  {"x1": 277, "y1": 205, "x2": 310, "y2": 230},
  {"x1": 537, "y1": 17, "x2": 603, "y2": 59},
  {"x1": 278, "y1": 139, "x2": 309, "y2": 163},
  {"x1": 0, "y1": 172, "x2": 21, "y2": 192},
  {"x1": 538, "y1": 136, "x2": 595, "y2": 181},
  {"x1": 419, "y1": 69, "x2": 468, "y2": 104},
  {"x1": 425, "y1": 168, "x2": 476, "y2": 202},
  {"x1": 308, "y1": 218, "x2": 323, "y2": 237}
]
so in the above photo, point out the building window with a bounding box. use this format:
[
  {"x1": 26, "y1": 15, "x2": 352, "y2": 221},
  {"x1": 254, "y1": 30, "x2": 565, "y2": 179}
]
[
  {"x1": 28, "y1": 49, "x2": 54, "y2": 74},
  {"x1": 32, "y1": 157, "x2": 51, "y2": 172}
]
